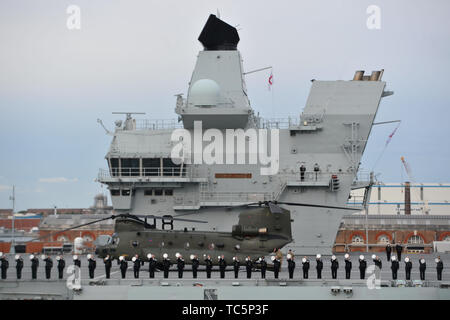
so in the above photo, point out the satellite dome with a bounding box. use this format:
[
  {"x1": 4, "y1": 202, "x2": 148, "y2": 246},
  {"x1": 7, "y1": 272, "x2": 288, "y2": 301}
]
[{"x1": 189, "y1": 79, "x2": 220, "y2": 106}]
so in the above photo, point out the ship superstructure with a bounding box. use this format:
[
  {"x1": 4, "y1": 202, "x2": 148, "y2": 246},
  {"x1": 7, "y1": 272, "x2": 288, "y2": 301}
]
[{"x1": 97, "y1": 14, "x2": 392, "y2": 255}]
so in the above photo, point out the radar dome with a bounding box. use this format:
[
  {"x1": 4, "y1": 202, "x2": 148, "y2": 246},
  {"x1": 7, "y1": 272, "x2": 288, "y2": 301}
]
[{"x1": 189, "y1": 79, "x2": 220, "y2": 106}]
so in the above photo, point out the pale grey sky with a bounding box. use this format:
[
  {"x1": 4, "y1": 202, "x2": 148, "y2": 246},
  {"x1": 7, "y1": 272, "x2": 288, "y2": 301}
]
[{"x1": 1, "y1": 0, "x2": 449, "y2": 210}]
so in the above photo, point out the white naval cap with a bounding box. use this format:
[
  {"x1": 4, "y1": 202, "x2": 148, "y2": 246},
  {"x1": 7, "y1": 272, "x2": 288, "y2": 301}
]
[
  {"x1": 190, "y1": 254, "x2": 195, "y2": 260},
  {"x1": 15, "y1": 254, "x2": 20, "y2": 260},
  {"x1": 147, "y1": 253, "x2": 152, "y2": 259},
  {"x1": 302, "y1": 258, "x2": 307, "y2": 263},
  {"x1": 175, "y1": 252, "x2": 180, "y2": 258},
  {"x1": 163, "y1": 253, "x2": 168, "y2": 259},
  {"x1": 132, "y1": 257, "x2": 136, "y2": 262},
  {"x1": 87, "y1": 254, "x2": 92, "y2": 259},
  {"x1": 56, "y1": 256, "x2": 61, "y2": 261},
  {"x1": 30, "y1": 254, "x2": 35, "y2": 260},
  {"x1": 421, "y1": 259, "x2": 425, "y2": 263},
  {"x1": 372, "y1": 254, "x2": 376, "y2": 259},
  {"x1": 435, "y1": 258, "x2": 439, "y2": 263},
  {"x1": 344, "y1": 253, "x2": 349, "y2": 259},
  {"x1": 316, "y1": 254, "x2": 321, "y2": 259},
  {"x1": 391, "y1": 256, "x2": 396, "y2": 261},
  {"x1": 271, "y1": 256, "x2": 276, "y2": 261},
  {"x1": 359, "y1": 255, "x2": 364, "y2": 260},
  {"x1": 119, "y1": 256, "x2": 124, "y2": 261},
  {"x1": 405, "y1": 257, "x2": 409, "y2": 262},
  {"x1": 104, "y1": 256, "x2": 109, "y2": 260},
  {"x1": 233, "y1": 256, "x2": 236, "y2": 261},
  {"x1": 0, "y1": 252, "x2": 3, "y2": 257},
  {"x1": 286, "y1": 254, "x2": 292, "y2": 260},
  {"x1": 218, "y1": 256, "x2": 221, "y2": 260},
  {"x1": 331, "y1": 255, "x2": 336, "y2": 260},
  {"x1": 41, "y1": 255, "x2": 46, "y2": 260},
  {"x1": 73, "y1": 255, "x2": 78, "y2": 260}
]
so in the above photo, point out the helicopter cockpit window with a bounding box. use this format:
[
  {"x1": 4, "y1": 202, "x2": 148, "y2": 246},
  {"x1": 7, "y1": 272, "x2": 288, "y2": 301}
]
[
  {"x1": 111, "y1": 233, "x2": 120, "y2": 245},
  {"x1": 131, "y1": 240, "x2": 139, "y2": 247}
]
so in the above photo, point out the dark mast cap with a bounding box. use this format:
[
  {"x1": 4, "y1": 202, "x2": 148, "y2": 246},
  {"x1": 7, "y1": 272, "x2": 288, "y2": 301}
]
[{"x1": 198, "y1": 14, "x2": 240, "y2": 50}]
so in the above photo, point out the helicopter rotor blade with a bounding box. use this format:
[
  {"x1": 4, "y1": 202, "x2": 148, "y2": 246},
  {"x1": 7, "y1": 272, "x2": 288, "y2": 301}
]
[
  {"x1": 274, "y1": 201, "x2": 362, "y2": 211},
  {"x1": 29, "y1": 215, "x2": 115, "y2": 243}
]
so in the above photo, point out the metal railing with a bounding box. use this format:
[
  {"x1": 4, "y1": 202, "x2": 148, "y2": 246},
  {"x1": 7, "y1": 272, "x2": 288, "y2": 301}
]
[
  {"x1": 135, "y1": 119, "x2": 183, "y2": 130},
  {"x1": 258, "y1": 117, "x2": 300, "y2": 129},
  {"x1": 98, "y1": 167, "x2": 194, "y2": 179}
]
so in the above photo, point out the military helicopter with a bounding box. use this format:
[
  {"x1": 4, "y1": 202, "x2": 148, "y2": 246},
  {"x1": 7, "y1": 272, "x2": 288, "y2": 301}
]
[{"x1": 35, "y1": 200, "x2": 360, "y2": 266}]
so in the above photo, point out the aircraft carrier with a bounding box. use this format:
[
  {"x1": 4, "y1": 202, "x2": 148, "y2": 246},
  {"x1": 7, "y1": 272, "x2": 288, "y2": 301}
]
[
  {"x1": 1, "y1": 14, "x2": 448, "y2": 301},
  {"x1": 97, "y1": 14, "x2": 389, "y2": 256}
]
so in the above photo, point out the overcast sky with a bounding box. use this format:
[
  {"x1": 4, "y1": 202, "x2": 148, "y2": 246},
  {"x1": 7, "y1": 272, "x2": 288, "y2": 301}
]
[{"x1": 1, "y1": 0, "x2": 449, "y2": 210}]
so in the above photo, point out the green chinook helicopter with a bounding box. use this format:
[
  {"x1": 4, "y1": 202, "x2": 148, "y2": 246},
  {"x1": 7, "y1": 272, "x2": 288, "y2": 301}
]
[{"x1": 38, "y1": 201, "x2": 359, "y2": 266}]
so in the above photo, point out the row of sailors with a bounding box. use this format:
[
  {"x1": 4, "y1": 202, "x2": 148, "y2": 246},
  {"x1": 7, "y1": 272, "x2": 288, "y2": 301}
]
[{"x1": 0, "y1": 252, "x2": 444, "y2": 281}]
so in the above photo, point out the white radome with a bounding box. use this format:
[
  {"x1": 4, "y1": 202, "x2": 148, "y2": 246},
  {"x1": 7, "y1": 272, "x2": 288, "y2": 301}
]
[{"x1": 189, "y1": 79, "x2": 221, "y2": 106}]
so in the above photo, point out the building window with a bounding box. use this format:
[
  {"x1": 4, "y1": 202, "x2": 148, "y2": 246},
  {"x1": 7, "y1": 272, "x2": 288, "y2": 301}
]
[
  {"x1": 122, "y1": 189, "x2": 131, "y2": 196},
  {"x1": 377, "y1": 235, "x2": 390, "y2": 244},
  {"x1": 154, "y1": 189, "x2": 163, "y2": 196},
  {"x1": 351, "y1": 235, "x2": 364, "y2": 244},
  {"x1": 164, "y1": 189, "x2": 173, "y2": 196},
  {"x1": 111, "y1": 189, "x2": 120, "y2": 196},
  {"x1": 144, "y1": 189, "x2": 153, "y2": 196},
  {"x1": 83, "y1": 235, "x2": 93, "y2": 242},
  {"x1": 110, "y1": 158, "x2": 119, "y2": 176},
  {"x1": 407, "y1": 235, "x2": 424, "y2": 244},
  {"x1": 142, "y1": 158, "x2": 161, "y2": 176},
  {"x1": 443, "y1": 235, "x2": 450, "y2": 242},
  {"x1": 56, "y1": 235, "x2": 69, "y2": 242}
]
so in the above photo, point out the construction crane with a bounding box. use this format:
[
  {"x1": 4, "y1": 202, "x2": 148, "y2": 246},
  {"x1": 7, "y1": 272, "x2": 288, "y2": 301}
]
[{"x1": 400, "y1": 156, "x2": 429, "y2": 214}]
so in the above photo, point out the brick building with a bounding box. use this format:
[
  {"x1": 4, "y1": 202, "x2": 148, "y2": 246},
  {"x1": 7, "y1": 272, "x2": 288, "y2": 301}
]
[{"x1": 333, "y1": 214, "x2": 450, "y2": 254}]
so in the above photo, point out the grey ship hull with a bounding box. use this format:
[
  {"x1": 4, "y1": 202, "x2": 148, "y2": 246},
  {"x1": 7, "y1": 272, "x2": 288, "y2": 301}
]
[{"x1": 1, "y1": 253, "x2": 448, "y2": 300}]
